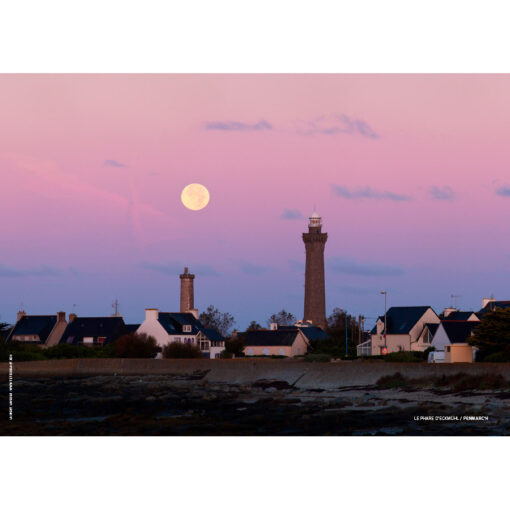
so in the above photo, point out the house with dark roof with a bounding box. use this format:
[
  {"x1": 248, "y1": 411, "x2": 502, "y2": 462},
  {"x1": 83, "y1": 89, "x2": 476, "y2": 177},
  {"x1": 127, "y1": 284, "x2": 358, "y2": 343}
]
[
  {"x1": 6, "y1": 310, "x2": 68, "y2": 347},
  {"x1": 137, "y1": 308, "x2": 225, "y2": 358},
  {"x1": 443, "y1": 310, "x2": 480, "y2": 322},
  {"x1": 279, "y1": 324, "x2": 329, "y2": 343},
  {"x1": 358, "y1": 306, "x2": 440, "y2": 356},
  {"x1": 479, "y1": 298, "x2": 510, "y2": 315},
  {"x1": 59, "y1": 315, "x2": 128, "y2": 346},
  {"x1": 242, "y1": 325, "x2": 310, "y2": 357},
  {"x1": 430, "y1": 320, "x2": 478, "y2": 363}
]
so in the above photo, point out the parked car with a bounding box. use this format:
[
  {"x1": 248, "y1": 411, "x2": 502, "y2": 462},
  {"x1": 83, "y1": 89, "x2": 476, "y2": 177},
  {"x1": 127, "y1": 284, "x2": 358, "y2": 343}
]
[{"x1": 428, "y1": 350, "x2": 445, "y2": 363}]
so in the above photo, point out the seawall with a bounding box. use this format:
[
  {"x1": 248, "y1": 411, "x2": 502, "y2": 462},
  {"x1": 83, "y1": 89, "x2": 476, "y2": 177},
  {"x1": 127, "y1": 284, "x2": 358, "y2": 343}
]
[{"x1": 2, "y1": 358, "x2": 510, "y2": 389}]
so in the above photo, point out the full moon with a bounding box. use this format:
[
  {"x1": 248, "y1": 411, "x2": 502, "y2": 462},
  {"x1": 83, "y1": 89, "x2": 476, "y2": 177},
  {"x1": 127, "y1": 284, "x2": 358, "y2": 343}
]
[{"x1": 181, "y1": 183, "x2": 210, "y2": 211}]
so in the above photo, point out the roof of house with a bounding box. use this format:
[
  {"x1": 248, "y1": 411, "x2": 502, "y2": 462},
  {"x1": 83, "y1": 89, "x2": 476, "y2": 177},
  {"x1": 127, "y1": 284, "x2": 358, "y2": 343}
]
[
  {"x1": 441, "y1": 320, "x2": 478, "y2": 344},
  {"x1": 424, "y1": 323, "x2": 439, "y2": 335},
  {"x1": 157, "y1": 312, "x2": 224, "y2": 340},
  {"x1": 202, "y1": 328, "x2": 224, "y2": 342},
  {"x1": 279, "y1": 325, "x2": 329, "y2": 341},
  {"x1": 124, "y1": 324, "x2": 141, "y2": 334},
  {"x1": 60, "y1": 317, "x2": 126, "y2": 345},
  {"x1": 370, "y1": 306, "x2": 434, "y2": 335},
  {"x1": 157, "y1": 312, "x2": 203, "y2": 335},
  {"x1": 444, "y1": 311, "x2": 479, "y2": 321},
  {"x1": 479, "y1": 300, "x2": 510, "y2": 314},
  {"x1": 6, "y1": 315, "x2": 57, "y2": 343},
  {"x1": 243, "y1": 329, "x2": 301, "y2": 347}
]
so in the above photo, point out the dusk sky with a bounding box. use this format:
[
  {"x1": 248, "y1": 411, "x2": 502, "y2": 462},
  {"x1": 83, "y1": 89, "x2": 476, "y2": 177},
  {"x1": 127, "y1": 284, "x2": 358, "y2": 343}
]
[{"x1": 1, "y1": 74, "x2": 510, "y2": 329}]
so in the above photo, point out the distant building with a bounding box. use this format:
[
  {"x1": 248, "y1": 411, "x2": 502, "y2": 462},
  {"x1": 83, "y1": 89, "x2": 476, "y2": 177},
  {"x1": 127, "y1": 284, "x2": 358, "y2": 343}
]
[
  {"x1": 303, "y1": 212, "x2": 327, "y2": 330},
  {"x1": 431, "y1": 320, "x2": 478, "y2": 363},
  {"x1": 59, "y1": 315, "x2": 128, "y2": 346},
  {"x1": 243, "y1": 325, "x2": 310, "y2": 357},
  {"x1": 357, "y1": 306, "x2": 440, "y2": 356},
  {"x1": 479, "y1": 298, "x2": 510, "y2": 315},
  {"x1": 6, "y1": 310, "x2": 68, "y2": 347}
]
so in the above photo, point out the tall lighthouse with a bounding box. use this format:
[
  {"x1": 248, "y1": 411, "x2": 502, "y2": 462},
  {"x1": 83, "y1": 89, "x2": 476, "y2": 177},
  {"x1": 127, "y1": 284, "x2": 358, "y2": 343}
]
[{"x1": 302, "y1": 212, "x2": 328, "y2": 329}]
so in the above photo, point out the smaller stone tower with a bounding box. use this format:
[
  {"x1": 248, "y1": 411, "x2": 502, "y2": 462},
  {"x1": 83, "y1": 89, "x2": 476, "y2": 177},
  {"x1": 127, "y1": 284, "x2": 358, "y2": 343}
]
[{"x1": 179, "y1": 267, "x2": 195, "y2": 313}]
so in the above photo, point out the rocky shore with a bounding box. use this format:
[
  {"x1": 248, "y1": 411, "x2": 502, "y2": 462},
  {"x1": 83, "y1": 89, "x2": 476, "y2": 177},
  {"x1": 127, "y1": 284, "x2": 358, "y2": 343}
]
[{"x1": 2, "y1": 371, "x2": 509, "y2": 435}]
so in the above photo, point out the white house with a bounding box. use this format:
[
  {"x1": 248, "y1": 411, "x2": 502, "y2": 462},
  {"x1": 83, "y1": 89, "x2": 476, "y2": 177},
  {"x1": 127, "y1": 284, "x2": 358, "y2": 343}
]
[
  {"x1": 137, "y1": 309, "x2": 225, "y2": 359},
  {"x1": 357, "y1": 306, "x2": 440, "y2": 356},
  {"x1": 430, "y1": 320, "x2": 478, "y2": 362}
]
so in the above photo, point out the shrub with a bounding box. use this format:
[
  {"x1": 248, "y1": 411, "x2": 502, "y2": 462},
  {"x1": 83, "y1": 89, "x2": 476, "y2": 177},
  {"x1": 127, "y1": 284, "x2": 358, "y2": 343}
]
[
  {"x1": 223, "y1": 336, "x2": 245, "y2": 357},
  {"x1": 479, "y1": 351, "x2": 510, "y2": 363},
  {"x1": 383, "y1": 351, "x2": 425, "y2": 363},
  {"x1": 304, "y1": 353, "x2": 332, "y2": 363},
  {"x1": 114, "y1": 332, "x2": 159, "y2": 358},
  {"x1": 377, "y1": 372, "x2": 510, "y2": 391},
  {"x1": 44, "y1": 343, "x2": 115, "y2": 359},
  {"x1": 0, "y1": 342, "x2": 47, "y2": 362},
  {"x1": 162, "y1": 342, "x2": 203, "y2": 359},
  {"x1": 376, "y1": 372, "x2": 408, "y2": 388}
]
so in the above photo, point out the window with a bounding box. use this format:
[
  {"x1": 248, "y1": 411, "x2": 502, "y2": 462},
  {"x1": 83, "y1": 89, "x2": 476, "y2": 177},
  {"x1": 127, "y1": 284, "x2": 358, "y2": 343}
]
[
  {"x1": 200, "y1": 340, "x2": 210, "y2": 351},
  {"x1": 174, "y1": 337, "x2": 181, "y2": 343},
  {"x1": 263, "y1": 348, "x2": 270, "y2": 355},
  {"x1": 83, "y1": 337, "x2": 94, "y2": 345},
  {"x1": 183, "y1": 325, "x2": 192, "y2": 333},
  {"x1": 446, "y1": 346, "x2": 451, "y2": 352},
  {"x1": 279, "y1": 348, "x2": 285, "y2": 356},
  {"x1": 98, "y1": 337, "x2": 106, "y2": 346},
  {"x1": 247, "y1": 348, "x2": 254, "y2": 356}
]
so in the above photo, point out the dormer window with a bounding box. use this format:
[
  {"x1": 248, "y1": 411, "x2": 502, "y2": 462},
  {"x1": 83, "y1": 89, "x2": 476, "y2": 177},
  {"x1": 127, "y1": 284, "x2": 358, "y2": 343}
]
[{"x1": 183, "y1": 325, "x2": 192, "y2": 333}]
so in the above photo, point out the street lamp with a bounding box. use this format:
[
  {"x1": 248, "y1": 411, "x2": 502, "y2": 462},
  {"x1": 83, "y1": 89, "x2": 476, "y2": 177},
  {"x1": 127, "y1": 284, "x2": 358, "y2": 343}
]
[
  {"x1": 380, "y1": 291, "x2": 387, "y2": 350},
  {"x1": 339, "y1": 308, "x2": 348, "y2": 358}
]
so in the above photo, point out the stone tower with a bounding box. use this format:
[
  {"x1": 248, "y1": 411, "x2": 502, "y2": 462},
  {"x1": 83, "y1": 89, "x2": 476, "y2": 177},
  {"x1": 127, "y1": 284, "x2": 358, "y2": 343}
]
[
  {"x1": 303, "y1": 212, "x2": 327, "y2": 329},
  {"x1": 179, "y1": 267, "x2": 195, "y2": 313}
]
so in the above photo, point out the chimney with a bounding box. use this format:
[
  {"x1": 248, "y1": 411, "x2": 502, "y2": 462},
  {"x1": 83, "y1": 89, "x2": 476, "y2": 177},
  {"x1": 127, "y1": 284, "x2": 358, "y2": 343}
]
[
  {"x1": 270, "y1": 323, "x2": 278, "y2": 330},
  {"x1": 69, "y1": 313, "x2": 77, "y2": 323},
  {"x1": 145, "y1": 308, "x2": 159, "y2": 321},
  {"x1": 57, "y1": 311, "x2": 66, "y2": 322},
  {"x1": 180, "y1": 267, "x2": 195, "y2": 313},
  {"x1": 376, "y1": 318, "x2": 384, "y2": 335},
  {"x1": 189, "y1": 308, "x2": 198, "y2": 319},
  {"x1": 443, "y1": 307, "x2": 456, "y2": 318},
  {"x1": 482, "y1": 297, "x2": 496, "y2": 309},
  {"x1": 17, "y1": 310, "x2": 26, "y2": 322}
]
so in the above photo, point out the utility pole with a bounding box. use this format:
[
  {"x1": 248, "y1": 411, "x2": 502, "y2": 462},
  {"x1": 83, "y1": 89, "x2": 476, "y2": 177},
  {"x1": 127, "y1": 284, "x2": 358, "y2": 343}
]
[{"x1": 381, "y1": 291, "x2": 387, "y2": 349}]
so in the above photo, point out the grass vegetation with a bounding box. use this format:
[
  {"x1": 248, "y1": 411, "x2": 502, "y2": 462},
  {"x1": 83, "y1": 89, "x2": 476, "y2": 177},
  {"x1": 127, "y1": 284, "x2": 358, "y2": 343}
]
[
  {"x1": 376, "y1": 371, "x2": 510, "y2": 391},
  {"x1": 0, "y1": 342, "x2": 116, "y2": 362}
]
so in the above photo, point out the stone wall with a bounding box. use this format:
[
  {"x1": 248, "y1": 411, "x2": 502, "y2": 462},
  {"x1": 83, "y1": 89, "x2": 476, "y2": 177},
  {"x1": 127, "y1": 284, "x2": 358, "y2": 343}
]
[{"x1": 2, "y1": 358, "x2": 510, "y2": 389}]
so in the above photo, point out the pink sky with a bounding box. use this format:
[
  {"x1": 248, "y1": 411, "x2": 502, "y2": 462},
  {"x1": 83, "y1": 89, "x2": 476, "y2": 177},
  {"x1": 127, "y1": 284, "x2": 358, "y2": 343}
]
[{"x1": 1, "y1": 74, "x2": 510, "y2": 328}]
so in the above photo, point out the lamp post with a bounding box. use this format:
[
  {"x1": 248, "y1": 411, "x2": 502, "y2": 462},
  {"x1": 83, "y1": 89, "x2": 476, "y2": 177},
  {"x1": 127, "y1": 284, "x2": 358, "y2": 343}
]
[
  {"x1": 380, "y1": 291, "x2": 387, "y2": 350},
  {"x1": 344, "y1": 310, "x2": 348, "y2": 357},
  {"x1": 339, "y1": 308, "x2": 348, "y2": 358}
]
